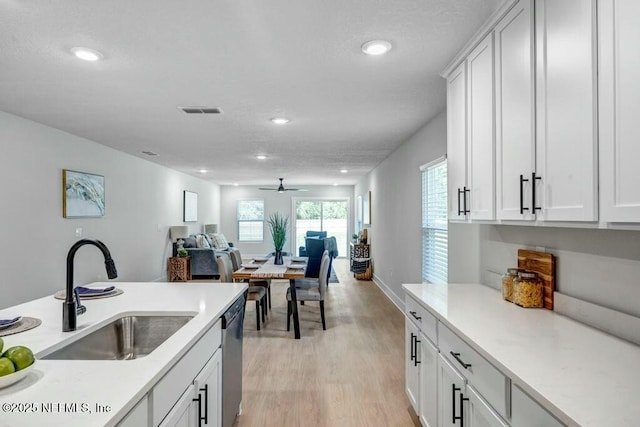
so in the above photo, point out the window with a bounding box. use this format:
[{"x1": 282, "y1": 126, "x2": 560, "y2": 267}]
[
  {"x1": 421, "y1": 158, "x2": 448, "y2": 284},
  {"x1": 294, "y1": 199, "x2": 349, "y2": 256},
  {"x1": 237, "y1": 200, "x2": 264, "y2": 241}
]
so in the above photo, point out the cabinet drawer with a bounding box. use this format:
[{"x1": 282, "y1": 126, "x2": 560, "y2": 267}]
[
  {"x1": 152, "y1": 320, "x2": 222, "y2": 425},
  {"x1": 438, "y1": 322, "x2": 508, "y2": 419},
  {"x1": 405, "y1": 295, "x2": 437, "y2": 344}
]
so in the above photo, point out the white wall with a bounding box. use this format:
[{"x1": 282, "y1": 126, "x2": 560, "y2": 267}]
[
  {"x1": 220, "y1": 185, "x2": 354, "y2": 257},
  {"x1": 0, "y1": 111, "x2": 221, "y2": 309},
  {"x1": 354, "y1": 110, "x2": 478, "y2": 307}
]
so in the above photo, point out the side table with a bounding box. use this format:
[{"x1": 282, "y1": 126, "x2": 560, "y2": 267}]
[
  {"x1": 350, "y1": 243, "x2": 372, "y2": 280},
  {"x1": 168, "y1": 256, "x2": 192, "y2": 282}
]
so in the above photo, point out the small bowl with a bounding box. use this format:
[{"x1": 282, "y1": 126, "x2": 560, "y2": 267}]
[{"x1": 0, "y1": 361, "x2": 36, "y2": 389}]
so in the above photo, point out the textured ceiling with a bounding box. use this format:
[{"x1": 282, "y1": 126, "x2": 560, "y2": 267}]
[{"x1": 0, "y1": 0, "x2": 502, "y2": 186}]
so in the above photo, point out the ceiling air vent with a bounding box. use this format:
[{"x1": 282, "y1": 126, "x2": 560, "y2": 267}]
[
  {"x1": 141, "y1": 151, "x2": 159, "y2": 156},
  {"x1": 179, "y1": 106, "x2": 223, "y2": 114}
]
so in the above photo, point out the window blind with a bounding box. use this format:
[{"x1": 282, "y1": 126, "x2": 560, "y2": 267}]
[
  {"x1": 422, "y1": 159, "x2": 448, "y2": 284},
  {"x1": 237, "y1": 200, "x2": 264, "y2": 241}
]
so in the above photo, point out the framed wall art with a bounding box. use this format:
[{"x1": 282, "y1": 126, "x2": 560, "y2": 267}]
[
  {"x1": 183, "y1": 190, "x2": 198, "y2": 222},
  {"x1": 62, "y1": 169, "x2": 105, "y2": 218}
]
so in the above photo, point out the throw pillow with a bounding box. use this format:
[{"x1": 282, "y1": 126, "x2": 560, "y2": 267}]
[
  {"x1": 204, "y1": 234, "x2": 213, "y2": 247},
  {"x1": 183, "y1": 237, "x2": 197, "y2": 248},
  {"x1": 210, "y1": 233, "x2": 230, "y2": 249},
  {"x1": 196, "y1": 234, "x2": 211, "y2": 248}
]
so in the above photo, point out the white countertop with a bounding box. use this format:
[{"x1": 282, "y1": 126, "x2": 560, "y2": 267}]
[
  {"x1": 403, "y1": 283, "x2": 640, "y2": 427},
  {"x1": 0, "y1": 281, "x2": 247, "y2": 427}
]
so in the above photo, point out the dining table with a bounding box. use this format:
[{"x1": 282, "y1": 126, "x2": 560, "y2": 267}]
[{"x1": 232, "y1": 255, "x2": 308, "y2": 339}]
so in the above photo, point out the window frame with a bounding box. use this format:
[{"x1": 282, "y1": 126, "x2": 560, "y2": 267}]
[
  {"x1": 421, "y1": 156, "x2": 448, "y2": 285},
  {"x1": 236, "y1": 199, "x2": 265, "y2": 242}
]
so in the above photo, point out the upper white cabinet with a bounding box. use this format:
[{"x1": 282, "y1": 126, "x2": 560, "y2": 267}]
[
  {"x1": 494, "y1": 0, "x2": 536, "y2": 221},
  {"x1": 467, "y1": 34, "x2": 496, "y2": 221},
  {"x1": 599, "y1": 0, "x2": 640, "y2": 222},
  {"x1": 447, "y1": 62, "x2": 469, "y2": 221},
  {"x1": 535, "y1": 0, "x2": 598, "y2": 222},
  {"x1": 447, "y1": 32, "x2": 496, "y2": 222}
]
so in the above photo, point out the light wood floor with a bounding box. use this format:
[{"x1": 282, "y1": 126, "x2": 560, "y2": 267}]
[{"x1": 236, "y1": 258, "x2": 419, "y2": 427}]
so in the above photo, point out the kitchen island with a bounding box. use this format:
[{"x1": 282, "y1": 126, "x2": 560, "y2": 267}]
[{"x1": 0, "y1": 281, "x2": 247, "y2": 427}]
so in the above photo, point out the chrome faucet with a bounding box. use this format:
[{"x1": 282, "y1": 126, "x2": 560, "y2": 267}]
[{"x1": 63, "y1": 239, "x2": 118, "y2": 332}]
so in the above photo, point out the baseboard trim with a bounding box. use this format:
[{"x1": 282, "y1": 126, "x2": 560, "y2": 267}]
[{"x1": 372, "y1": 274, "x2": 404, "y2": 314}]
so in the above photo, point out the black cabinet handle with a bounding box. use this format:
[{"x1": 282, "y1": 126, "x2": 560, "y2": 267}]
[
  {"x1": 192, "y1": 393, "x2": 203, "y2": 427},
  {"x1": 452, "y1": 384, "x2": 460, "y2": 424},
  {"x1": 192, "y1": 385, "x2": 209, "y2": 426},
  {"x1": 519, "y1": 174, "x2": 530, "y2": 215},
  {"x1": 410, "y1": 332, "x2": 415, "y2": 362},
  {"x1": 450, "y1": 351, "x2": 472, "y2": 369},
  {"x1": 201, "y1": 384, "x2": 209, "y2": 425},
  {"x1": 459, "y1": 392, "x2": 469, "y2": 427},
  {"x1": 463, "y1": 186, "x2": 470, "y2": 214},
  {"x1": 532, "y1": 172, "x2": 542, "y2": 214},
  {"x1": 409, "y1": 311, "x2": 422, "y2": 321},
  {"x1": 414, "y1": 337, "x2": 421, "y2": 367},
  {"x1": 457, "y1": 188, "x2": 463, "y2": 216}
]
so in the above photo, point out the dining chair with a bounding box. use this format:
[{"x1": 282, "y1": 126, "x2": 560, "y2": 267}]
[
  {"x1": 287, "y1": 250, "x2": 329, "y2": 331},
  {"x1": 229, "y1": 249, "x2": 272, "y2": 311},
  {"x1": 293, "y1": 250, "x2": 329, "y2": 290},
  {"x1": 217, "y1": 255, "x2": 266, "y2": 330}
]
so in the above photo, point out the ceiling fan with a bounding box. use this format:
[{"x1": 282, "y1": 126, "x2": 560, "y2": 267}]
[{"x1": 259, "y1": 178, "x2": 308, "y2": 193}]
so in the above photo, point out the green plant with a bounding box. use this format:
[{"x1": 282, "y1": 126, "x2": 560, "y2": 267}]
[
  {"x1": 352, "y1": 233, "x2": 359, "y2": 240},
  {"x1": 177, "y1": 248, "x2": 188, "y2": 257},
  {"x1": 267, "y1": 212, "x2": 289, "y2": 251}
]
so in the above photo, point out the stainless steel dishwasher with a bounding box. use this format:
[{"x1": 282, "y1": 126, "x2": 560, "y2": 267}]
[{"x1": 221, "y1": 293, "x2": 246, "y2": 427}]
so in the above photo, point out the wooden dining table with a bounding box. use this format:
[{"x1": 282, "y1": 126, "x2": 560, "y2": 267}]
[{"x1": 232, "y1": 256, "x2": 308, "y2": 339}]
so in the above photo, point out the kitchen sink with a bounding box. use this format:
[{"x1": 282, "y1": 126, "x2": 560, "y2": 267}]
[{"x1": 43, "y1": 314, "x2": 194, "y2": 360}]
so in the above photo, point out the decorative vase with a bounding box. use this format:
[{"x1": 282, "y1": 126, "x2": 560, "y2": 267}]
[{"x1": 274, "y1": 250, "x2": 284, "y2": 265}]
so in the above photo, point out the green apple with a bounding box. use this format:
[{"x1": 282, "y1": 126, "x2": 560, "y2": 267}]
[
  {"x1": 0, "y1": 357, "x2": 15, "y2": 377},
  {"x1": 3, "y1": 346, "x2": 34, "y2": 371}
]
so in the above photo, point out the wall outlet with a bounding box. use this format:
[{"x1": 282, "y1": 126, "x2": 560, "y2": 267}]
[
  {"x1": 75, "y1": 227, "x2": 83, "y2": 237},
  {"x1": 157, "y1": 223, "x2": 162, "y2": 232},
  {"x1": 535, "y1": 246, "x2": 545, "y2": 253}
]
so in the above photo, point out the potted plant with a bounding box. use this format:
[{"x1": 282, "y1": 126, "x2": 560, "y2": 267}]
[
  {"x1": 267, "y1": 212, "x2": 289, "y2": 265},
  {"x1": 351, "y1": 233, "x2": 359, "y2": 243}
]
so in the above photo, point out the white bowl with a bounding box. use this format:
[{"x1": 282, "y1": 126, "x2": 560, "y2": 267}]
[{"x1": 0, "y1": 361, "x2": 35, "y2": 389}]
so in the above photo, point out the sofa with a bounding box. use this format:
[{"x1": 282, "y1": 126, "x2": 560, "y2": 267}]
[
  {"x1": 298, "y1": 231, "x2": 327, "y2": 257},
  {"x1": 298, "y1": 232, "x2": 338, "y2": 281},
  {"x1": 172, "y1": 234, "x2": 234, "y2": 278}
]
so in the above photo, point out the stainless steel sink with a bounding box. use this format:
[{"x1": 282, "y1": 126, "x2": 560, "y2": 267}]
[{"x1": 43, "y1": 315, "x2": 194, "y2": 360}]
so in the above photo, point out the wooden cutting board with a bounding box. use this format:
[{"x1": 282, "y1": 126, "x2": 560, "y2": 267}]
[{"x1": 517, "y1": 249, "x2": 555, "y2": 310}]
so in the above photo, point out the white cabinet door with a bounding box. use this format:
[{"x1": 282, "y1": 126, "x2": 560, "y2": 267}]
[
  {"x1": 437, "y1": 354, "x2": 466, "y2": 427},
  {"x1": 447, "y1": 61, "x2": 469, "y2": 221},
  {"x1": 405, "y1": 319, "x2": 421, "y2": 414},
  {"x1": 117, "y1": 395, "x2": 148, "y2": 427},
  {"x1": 599, "y1": 0, "x2": 640, "y2": 222},
  {"x1": 419, "y1": 334, "x2": 438, "y2": 427},
  {"x1": 466, "y1": 385, "x2": 508, "y2": 427},
  {"x1": 194, "y1": 349, "x2": 222, "y2": 427},
  {"x1": 511, "y1": 385, "x2": 565, "y2": 427},
  {"x1": 535, "y1": 0, "x2": 598, "y2": 222},
  {"x1": 495, "y1": 0, "x2": 536, "y2": 221},
  {"x1": 467, "y1": 33, "x2": 495, "y2": 221},
  {"x1": 159, "y1": 385, "x2": 198, "y2": 427}
]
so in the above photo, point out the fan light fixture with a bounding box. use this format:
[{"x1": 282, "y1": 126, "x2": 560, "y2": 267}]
[
  {"x1": 258, "y1": 178, "x2": 308, "y2": 192},
  {"x1": 361, "y1": 40, "x2": 392, "y2": 56}
]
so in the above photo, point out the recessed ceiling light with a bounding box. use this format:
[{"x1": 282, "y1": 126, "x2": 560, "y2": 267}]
[
  {"x1": 70, "y1": 47, "x2": 103, "y2": 61},
  {"x1": 340, "y1": 169, "x2": 348, "y2": 174},
  {"x1": 198, "y1": 169, "x2": 207, "y2": 174},
  {"x1": 233, "y1": 183, "x2": 239, "y2": 186},
  {"x1": 333, "y1": 183, "x2": 339, "y2": 186},
  {"x1": 361, "y1": 40, "x2": 392, "y2": 56},
  {"x1": 256, "y1": 155, "x2": 267, "y2": 160},
  {"x1": 270, "y1": 117, "x2": 290, "y2": 125}
]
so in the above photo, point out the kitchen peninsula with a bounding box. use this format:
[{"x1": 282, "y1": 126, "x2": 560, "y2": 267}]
[{"x1": 0, "y1": 282, "x2": 247, "y2": 427}]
